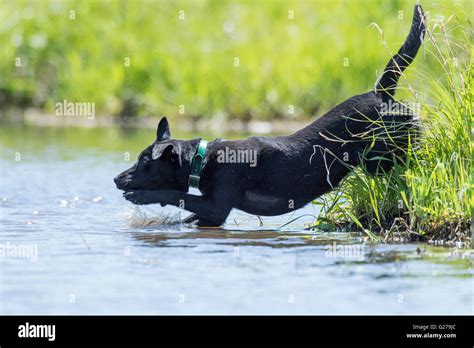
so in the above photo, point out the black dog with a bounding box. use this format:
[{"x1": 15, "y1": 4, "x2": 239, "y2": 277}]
[{"x1": 115, "y1": 5, "x2": 425, "y2": 227}]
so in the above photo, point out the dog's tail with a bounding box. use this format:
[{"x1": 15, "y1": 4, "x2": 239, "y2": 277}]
[{"x1": 375, "y1": 4, "x2": 426, "y2": 99}]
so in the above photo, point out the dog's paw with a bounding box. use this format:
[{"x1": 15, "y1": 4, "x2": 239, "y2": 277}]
[
  {"x1": 123, "y1": 191, "x2": 167, "y2": 206},
  {"x1": 123, "y1": 191, "x2": 144, "y2": 205},
  {"x1": 123, "y1": 191, "x2": 151, "y2": 205}
]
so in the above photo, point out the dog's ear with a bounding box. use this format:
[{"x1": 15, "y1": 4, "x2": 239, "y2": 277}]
[
  {"x1": 156, "y1": 117, "x2": 171, "y2": 141},
  {"x1": 151, "y1": 142, "x2": 182, "y2": 166}
]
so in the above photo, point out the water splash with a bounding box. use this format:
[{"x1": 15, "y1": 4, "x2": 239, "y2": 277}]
[{"x1": 124, "y1": 205, "x2": 181, "y2": 228}]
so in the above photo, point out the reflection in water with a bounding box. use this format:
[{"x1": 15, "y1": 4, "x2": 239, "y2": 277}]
[{"x1": 131, "y1": 229, "x2": 358, "y2": 249}]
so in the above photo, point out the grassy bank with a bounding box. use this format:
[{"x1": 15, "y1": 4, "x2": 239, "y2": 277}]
[
  {"x1": 0, "y1": 0, "x2": 470, "y2": 120},
  {"x1": 313, "y1": 12, "x2": 473, "y2": 247}
]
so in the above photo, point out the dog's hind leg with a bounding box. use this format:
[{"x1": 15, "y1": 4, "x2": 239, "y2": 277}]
[
  {"x1": 183, "y1": 214, "x2": 223, "y2": 227},
  {"x1": 182, "y1": 213, "x2": 219, "y2": 227},
  {"x1": 237, "y1": 191, "x2": 303, "y2": 216}
]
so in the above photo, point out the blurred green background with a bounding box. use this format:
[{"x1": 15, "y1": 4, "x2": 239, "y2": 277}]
[{"x1": 0, "y1": 0, "x2": 471, "y2": 122}]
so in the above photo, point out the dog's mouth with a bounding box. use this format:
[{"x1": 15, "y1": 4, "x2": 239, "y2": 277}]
[
  {"x1": 116, "y1": 181, "x2": 189, "y2": 194},
  {"x1": 114, "y1": 177, "x2": 137, "y2": 192},
  {"x1": 114, "y1": 178, "x2": 128, "y2": 191},
  {"x1": 114, "y1": 176, "x2": 145, "y2": 192},
  {"x1": 114, "y1": 172, "x2": 189, "y2": 193}
]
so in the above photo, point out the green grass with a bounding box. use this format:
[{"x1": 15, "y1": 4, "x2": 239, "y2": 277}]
[
  {"x1": 0, "y1": 0, "x2": 471, "y2": 120},
  {"x1": 313, "y1": 12, "x2": 473, "y2": 246}
]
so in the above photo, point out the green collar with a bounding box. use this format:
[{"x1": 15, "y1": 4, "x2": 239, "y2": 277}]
[{"x1": 188, "y1": 139, "x2": 208, "y2": 189}]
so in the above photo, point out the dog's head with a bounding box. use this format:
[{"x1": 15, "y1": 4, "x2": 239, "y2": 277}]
[{"x1": 114, "y1": 117, "x2": 192, "y2": 192}]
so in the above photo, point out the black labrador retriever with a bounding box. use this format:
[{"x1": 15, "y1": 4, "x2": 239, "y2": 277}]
[{"x1": 115, "y1": 4, "x2": 425, "y2": 226}]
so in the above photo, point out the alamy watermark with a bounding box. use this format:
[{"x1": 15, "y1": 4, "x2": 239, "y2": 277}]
[
  {"x1": 324, "y1": 242, "x2": 365, "y2": 261},
  {"x1": 18, "y1": 322, "x2": 55, "y2": 341},
  {"x1": 0, "y1": 242, "x2": 38, "y2": 262},
  {"x1": 217, "y1": 147, "x2": 257, "y2": 167},
  {"x1": 380, "y1": 100, "x2": 420, "y2": 116},
  {"x1": 55, "y1": 99, "x2": 95, "y2": 120}
]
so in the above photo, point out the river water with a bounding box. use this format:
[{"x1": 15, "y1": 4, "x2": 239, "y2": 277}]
[{"x1": 0, "y1": 124, "x2": 472, "y2": 314}]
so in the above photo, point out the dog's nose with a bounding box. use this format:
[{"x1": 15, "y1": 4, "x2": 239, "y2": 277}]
[{"x1": 114, "y1": 176, "x2": 122, "y2": 188}]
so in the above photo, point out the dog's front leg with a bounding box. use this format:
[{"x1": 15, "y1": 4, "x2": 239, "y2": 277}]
[
  {"x1": 122, "y1": 190, "x2": 165, "y2": 205},
  {"x1": 124, "y1": 190, "x2": 235, "y2": 226}
]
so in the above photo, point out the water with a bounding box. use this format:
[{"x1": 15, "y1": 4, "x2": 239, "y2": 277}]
[{"x1": 0, "y1": 125, "x2": 472, "y2": 314}]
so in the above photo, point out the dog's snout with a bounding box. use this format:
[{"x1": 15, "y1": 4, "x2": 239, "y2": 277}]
[{"x1": 114, "y1": 174, "x2": 127, "y2": 189}]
